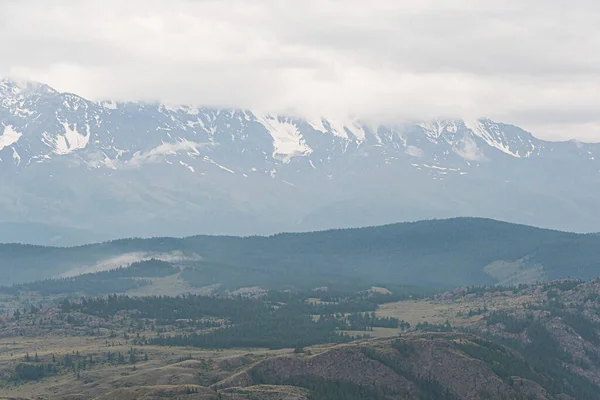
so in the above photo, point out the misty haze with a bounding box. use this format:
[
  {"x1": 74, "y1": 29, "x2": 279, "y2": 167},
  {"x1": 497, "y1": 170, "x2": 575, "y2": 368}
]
[{"x1": 2, "y1": 1, "x2": 600, "y2": 399}]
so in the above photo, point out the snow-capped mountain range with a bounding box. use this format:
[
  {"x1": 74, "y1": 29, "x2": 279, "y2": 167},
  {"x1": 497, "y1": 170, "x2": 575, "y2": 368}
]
[{"x1": 1, "y1": 78, "x2": 599, "y2": 245}]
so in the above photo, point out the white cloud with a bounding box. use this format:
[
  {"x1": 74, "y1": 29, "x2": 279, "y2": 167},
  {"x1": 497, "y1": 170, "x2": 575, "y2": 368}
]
[
  {"x1": 88, "y1": 139, "x2": 207, "y2": 169},
  {"x1": 454, "y1": 135, "x2": 486, "y2": 161},
  {"x1": 60, "y1": 251, "x2": 201, "y2": 277},
  {"x1": 1, "y1": 0, "x2": 600, "y2": 141},
  {"x1": 406, "y1": 146, "x2": 424, "y2": 158}
]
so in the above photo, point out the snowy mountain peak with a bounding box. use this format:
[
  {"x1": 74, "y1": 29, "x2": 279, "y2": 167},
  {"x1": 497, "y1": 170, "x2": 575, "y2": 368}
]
[
  {"x1": 0, "y1": 79, "x2": 59, "y2": 98},
  {"x1": 0, "y1": 79, "x2": 590, "y2": 174},
  {"x1": 1, "y1": 79, "x2": 600, "y2": 242},
  {"x1": 419, "y1": 120, "x2": 458, "y2": 140},
  {"x1": 0, "y1": 79, "x2": 589, "y2": 172},
  {"x1": 0, "y1": 79, "x2": 20, "y2": 97}
]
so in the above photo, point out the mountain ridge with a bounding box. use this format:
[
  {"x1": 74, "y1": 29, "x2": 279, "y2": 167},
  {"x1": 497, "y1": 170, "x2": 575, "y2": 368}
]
[
  {"x1": 2, "y1": 78, "x2": 600, "y2": 243},
  {"x1": 2, "y1": 217, "x2": 600, "y2": 289}
]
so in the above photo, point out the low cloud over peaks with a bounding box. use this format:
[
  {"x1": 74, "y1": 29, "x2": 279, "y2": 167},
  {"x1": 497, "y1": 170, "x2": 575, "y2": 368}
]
[{"x1": 2, "y1": 0, "x2": 600, "y2": 141}]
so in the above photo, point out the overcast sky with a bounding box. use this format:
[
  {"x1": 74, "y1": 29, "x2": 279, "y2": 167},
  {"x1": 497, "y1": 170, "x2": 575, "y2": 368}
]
[{"x1": 1, "y1": 0, "x2": 600, "y2": 141}]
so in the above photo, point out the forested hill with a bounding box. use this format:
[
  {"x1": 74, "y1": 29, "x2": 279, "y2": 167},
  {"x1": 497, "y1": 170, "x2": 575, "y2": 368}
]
[{"x1": 1, "y1": 218, "x2": 599, "y2": 289}]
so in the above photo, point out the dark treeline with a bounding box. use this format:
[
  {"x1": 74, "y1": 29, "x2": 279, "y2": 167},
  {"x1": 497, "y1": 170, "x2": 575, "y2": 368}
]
[
  {"x1": 304, "y1": 287, "x2": 432, "y2": 303},
  {"x1": 414, "y1": 321, "x2": 452, "y2": 332},
  {"x1": 61, "y1": 294, "x2": 267, "y2": 322},
  {"x1": 152, "y1": 310, "x2": 357, "y2": 349},
  {"x1": 61, "y1": 292, "x2": 380, "y2": 349},
  {"x1": 1, "y1": 276, "x2": 149, "y2": 297},
  {"x1": 266, "y1": 288, "x2": 426, "y2": 316},
  {"x1": 346, "y1": 312, "x2": 403, "y2": 331},
  {"x1": 65, "y1": 291, "x2": 409, "y2": 325},
  {"x1": 288, "y1": 298, "x2": 379, "y2": 315},
  {"x1": 322, "y1": 289, "x2": 428, "y2": 303},
  {"x1": 12, "y1": 363, "x2": 57, "y2": 382}
]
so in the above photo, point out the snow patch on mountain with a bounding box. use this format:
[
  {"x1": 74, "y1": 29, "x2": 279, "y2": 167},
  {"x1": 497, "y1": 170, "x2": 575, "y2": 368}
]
[
  {"x1": 331, "y1": 120, "x2": 366, "y2": 142},
  {"x1": 12, "y1": 147, "x2": 21, "y2": 165},
  {"x1": 254, "y1": 113, "x2": 313, "y2": 162},
  {"x1": 306, "y1": 117, "x2": 330, "y2": 135},
  {"x1": 419, "y1": 120, "x2": 447, "y2": 140},
  {"x1": 464, "y1": 119, "x2": 520, "y2": 158},
  {"x1": 0, "y1": 125, "x2": 22, "y2": 151},
  {"x1": 304, "y1": 117, "x2": 366, "y2": 142},
  {"x1": 43, "y1": 122, "x2": 91, "y2": 155},
  {"x1": 203, "y1": 156, "x2": 235, "y2": 174},
  {"x1": 179, "y1": 160, "x2": 195, "y2": 172}
]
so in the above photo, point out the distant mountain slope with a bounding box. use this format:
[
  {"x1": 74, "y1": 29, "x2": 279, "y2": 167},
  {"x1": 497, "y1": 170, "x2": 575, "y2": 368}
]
[
  {"x1": 2, "y1": 79, "x2": 600, "y2": 244},
  {"x1": 1, "y1": 218, "x2": 599, "y2": 288},
  {"x1": 0, "y1": 222, "x2": 104, "y2": 246}
]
